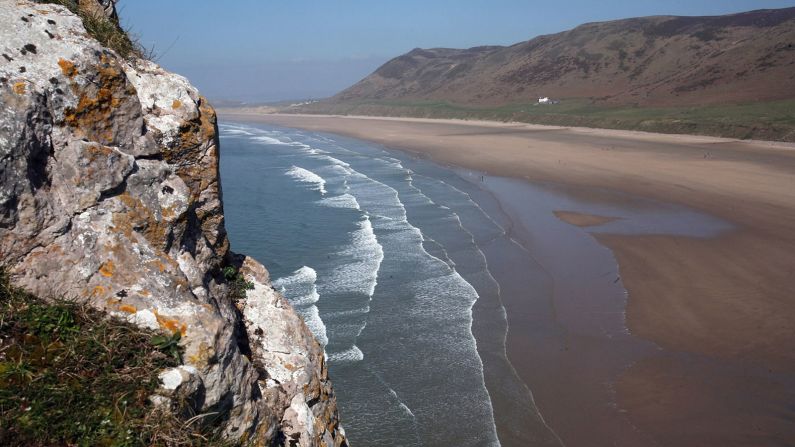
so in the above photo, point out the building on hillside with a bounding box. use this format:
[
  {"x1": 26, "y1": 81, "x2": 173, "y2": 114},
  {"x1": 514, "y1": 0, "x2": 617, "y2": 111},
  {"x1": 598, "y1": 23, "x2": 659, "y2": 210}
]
[{"x1": 537, "y1": 97, "x2": 560, "y2": 105}]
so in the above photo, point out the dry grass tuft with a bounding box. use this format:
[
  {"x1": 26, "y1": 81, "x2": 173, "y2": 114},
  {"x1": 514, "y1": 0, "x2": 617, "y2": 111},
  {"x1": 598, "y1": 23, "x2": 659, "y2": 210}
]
[{"x1": 35, "y1": 0, "x2": 147, "y2": 59}]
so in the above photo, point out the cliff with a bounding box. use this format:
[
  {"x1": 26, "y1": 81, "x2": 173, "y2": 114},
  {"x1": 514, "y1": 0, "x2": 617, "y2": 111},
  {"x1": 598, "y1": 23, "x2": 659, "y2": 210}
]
[{"x1": 0, "y1": 1, "x2": 346, "y2": 445}]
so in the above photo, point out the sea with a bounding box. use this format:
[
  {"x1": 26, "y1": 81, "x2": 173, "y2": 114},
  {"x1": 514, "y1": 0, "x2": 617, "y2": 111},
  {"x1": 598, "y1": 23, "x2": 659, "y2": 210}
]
[
  {"x1": 218, "y1": 121, "x2": 547, "y2": 447},
  {"x1": 217, "y1": 121, "x2": 731, "y2": 447}
]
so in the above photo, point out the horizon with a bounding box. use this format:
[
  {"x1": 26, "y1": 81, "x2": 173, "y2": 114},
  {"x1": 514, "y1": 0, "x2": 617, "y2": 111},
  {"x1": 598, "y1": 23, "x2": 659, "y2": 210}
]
[{"x1": 119, "y1": 1, "x2": 795, "y2": 102}]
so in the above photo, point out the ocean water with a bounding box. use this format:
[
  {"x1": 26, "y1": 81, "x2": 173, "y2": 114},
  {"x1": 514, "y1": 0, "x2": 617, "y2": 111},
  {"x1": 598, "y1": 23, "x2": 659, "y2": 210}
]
[
  {"x1": 218, "y1": 121, "x2": 733, "y2": 446},
  {"x1": 219, "y1": 122, "x2": 527, "y2": 446}
]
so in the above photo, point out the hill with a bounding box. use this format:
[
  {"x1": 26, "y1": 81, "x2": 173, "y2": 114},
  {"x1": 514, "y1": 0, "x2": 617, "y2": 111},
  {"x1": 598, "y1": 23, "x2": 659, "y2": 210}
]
[
  {"x1": 337, "y1": 8, "x2": 795, "y2": 107},
  {"x1": 284, "y1": 8, "x2": 795, "y2": 141}
]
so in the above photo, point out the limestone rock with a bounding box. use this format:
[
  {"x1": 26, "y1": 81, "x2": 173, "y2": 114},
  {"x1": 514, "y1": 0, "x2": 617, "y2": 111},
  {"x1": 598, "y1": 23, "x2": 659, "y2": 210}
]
[
  {"x1": 238, "y1": 255, "x2": 345, "y2": 446},
  {"x1": 0, "y1": 1, "x2": 346, "y2": 445}
]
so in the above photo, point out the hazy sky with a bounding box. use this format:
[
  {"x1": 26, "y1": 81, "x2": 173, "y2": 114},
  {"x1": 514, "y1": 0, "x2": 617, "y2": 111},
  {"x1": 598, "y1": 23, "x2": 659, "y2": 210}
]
[{"x1": 119, "y1": 0, "x2": 795, "y2": 102}]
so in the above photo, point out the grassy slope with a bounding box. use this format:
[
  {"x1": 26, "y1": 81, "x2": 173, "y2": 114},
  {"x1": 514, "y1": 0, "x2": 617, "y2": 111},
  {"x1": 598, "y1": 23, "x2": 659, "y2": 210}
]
[
  {"x1": 293, "y1": 98, "x2": 795, "y2": 142},
  {"x1": 0, "y1": 271, "x2": 227, "y2": 446}
]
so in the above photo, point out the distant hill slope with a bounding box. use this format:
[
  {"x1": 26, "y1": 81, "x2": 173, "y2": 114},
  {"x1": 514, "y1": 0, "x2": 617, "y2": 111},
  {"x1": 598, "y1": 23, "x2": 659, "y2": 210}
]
[{"x1": 335, "y1": 8, "x2": 795, "y2": 107}]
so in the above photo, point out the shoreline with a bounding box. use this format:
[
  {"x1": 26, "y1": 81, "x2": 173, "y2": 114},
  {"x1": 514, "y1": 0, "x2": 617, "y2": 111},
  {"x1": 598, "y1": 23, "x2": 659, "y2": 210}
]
[
  {"x1": 217, "y1": 112, "x2": 795, "y2": 235},
  {"x1": 219, "y1": 112, "x2": 795, "y2": 446},
  {"x1": 218, "y1": 111, "x2": 795, "y2": 149}
]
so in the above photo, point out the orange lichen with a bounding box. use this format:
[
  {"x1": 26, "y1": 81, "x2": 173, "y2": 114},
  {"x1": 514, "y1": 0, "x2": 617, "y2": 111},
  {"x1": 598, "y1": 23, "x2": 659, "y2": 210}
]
[
  {"x1": 162, "y1": 319, "x2": 179, "y2": 333},
  {"x1": 12, "y1": 82, "x2": 25, "y2": 95},
  {"x1": 171, "y1": 99, "x2": 182, "y2": 109},
  {"x1": 154, "y1": 312, "x2": 187, "y2": 336},
  {"x1": 61, "y1": 56, "x2": 131, "y2": 146},
  {"x1": 90, "y1": 285, "x2": 106, "y2": 297},
  {"x1": 58, "y1": 58, "x2": 78, "y2": 78},
  {"x1": 112, "y1": 193, "x2": 169, "y2": 248},
  {"x1": 119, "y1": 304, "x2": 137, "y2": 314},
  {"x1": 98, "y1": 260, "x2": 115, "y2": 277},
  {"x1": 64, "y1": 88, "x2": 117, "y2": 144}
]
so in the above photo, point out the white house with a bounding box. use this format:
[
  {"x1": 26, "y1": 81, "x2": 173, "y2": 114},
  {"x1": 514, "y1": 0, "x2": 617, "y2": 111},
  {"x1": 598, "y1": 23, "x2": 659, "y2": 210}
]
[{"x1": 538, "y1": 97, "x2": 550, "y2": 104}]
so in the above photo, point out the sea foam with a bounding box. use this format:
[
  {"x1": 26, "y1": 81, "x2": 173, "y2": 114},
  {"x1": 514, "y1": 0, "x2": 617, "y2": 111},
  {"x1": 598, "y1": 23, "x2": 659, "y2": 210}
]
[
  {"x1": 299, "y1": 306, "x2": 328, "y2": 346},
  {"x1": 273, "y1": 266, "x2": 327, "y2": 345},
  {"x1": 252, "y1": 135, "x2": 291, "y2": 146},
  {"x1": 326, "y1": 216, "x2": 384, "y2": 297},
  {"x1": 286, "y1": 166, "x2": 327, "y2": 195},
  {"x1": 320, "y1": 193, "x2": 360, "y2": 210},
  {"x1": 327, "y1": 345, "x2": 364, "y2": 363}
]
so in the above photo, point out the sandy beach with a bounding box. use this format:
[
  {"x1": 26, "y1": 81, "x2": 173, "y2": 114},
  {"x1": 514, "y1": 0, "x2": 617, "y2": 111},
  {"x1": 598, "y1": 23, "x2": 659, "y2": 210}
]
[{"x1": 219, "y1": 111, "x2": 795, "y2": 446}]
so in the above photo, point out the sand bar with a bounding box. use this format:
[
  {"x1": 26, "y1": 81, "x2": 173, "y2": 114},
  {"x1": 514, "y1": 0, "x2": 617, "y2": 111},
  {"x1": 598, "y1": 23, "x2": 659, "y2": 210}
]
[{"x1": 553, "y1": 210, "x2": 620, "y2": 227}]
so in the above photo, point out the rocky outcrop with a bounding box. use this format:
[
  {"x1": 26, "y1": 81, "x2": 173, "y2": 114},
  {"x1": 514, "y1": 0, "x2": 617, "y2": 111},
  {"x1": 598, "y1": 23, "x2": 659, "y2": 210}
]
[{"x1": 0, "y1": 1, "x2": 346, "y2": 445}]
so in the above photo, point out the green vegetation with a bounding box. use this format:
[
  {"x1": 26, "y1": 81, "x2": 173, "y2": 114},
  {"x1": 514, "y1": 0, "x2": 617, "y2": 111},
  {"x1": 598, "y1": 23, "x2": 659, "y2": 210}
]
[
  {"x1": 0, "y1": 270, "x2": 223, "y2": 446},
  {"x1": 297, "y1": 98, "x2": 795, "y2": 142},
  {"x1": 152, "y1": 331, "x2": 184, "y2": 364},
  {"x1": 35, "y1": 0, "x2": 145, "y2": 59},
  {"x1": 223, "y1": 266, "x2": 254, "y2": 304}
]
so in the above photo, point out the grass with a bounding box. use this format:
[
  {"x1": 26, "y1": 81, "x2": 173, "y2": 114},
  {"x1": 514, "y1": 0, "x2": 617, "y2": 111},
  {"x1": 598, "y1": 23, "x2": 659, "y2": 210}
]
[
  {"x1": 0, "y1": 270, "x2": 227, "y2": 446},
  {"x1": 295, "y1": 98, "x2": 795, "y2": 142},
  {"x1": 35, "y1": 0, "x2": 145, "y2": 59},
  {"x1": 223, "y1": 266, "x2": 254, "y2": 305}
]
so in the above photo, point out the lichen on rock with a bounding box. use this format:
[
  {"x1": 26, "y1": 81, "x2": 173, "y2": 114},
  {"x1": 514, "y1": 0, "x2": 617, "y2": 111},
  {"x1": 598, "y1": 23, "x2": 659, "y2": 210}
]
[{"x1": 0, "y1": 1, "x2": 346, "y2": 445}]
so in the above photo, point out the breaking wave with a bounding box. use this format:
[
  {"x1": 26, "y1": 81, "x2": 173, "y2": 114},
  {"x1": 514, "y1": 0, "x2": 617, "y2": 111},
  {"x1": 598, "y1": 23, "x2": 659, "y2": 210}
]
[
  {"x1": 286, "y1": 166, "x2": 327, "y2": 195},
  {"x1": 273, "y1": 266, "x2": 328, "y2": 346}
]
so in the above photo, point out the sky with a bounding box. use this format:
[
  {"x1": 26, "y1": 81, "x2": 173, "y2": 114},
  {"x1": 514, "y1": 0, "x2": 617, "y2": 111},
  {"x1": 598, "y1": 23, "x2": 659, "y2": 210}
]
[{"x1": 118, "y1": 0, "x2": 795, "y2": 102}]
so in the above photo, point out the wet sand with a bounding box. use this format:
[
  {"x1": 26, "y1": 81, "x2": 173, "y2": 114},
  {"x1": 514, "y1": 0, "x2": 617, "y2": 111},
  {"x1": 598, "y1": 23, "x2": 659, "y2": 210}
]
[
  {"x1": 553, "y1": 211, "x2": 619, "y2": 227},
  {"x1": 219, "y1": 112, "x2": 795, "y2": 446}
]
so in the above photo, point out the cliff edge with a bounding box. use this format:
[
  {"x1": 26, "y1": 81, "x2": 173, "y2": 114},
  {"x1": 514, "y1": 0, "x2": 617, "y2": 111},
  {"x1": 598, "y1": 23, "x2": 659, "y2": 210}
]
[{"x1": 0, "y1": 1, "x2": 346, "y2": 445}]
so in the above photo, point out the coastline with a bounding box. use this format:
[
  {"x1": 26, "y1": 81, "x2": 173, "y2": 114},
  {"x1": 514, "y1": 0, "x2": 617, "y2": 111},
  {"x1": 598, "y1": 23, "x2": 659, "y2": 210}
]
[{"x1": 219, "y1": 112, "x2": 795, "y2": 446}]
